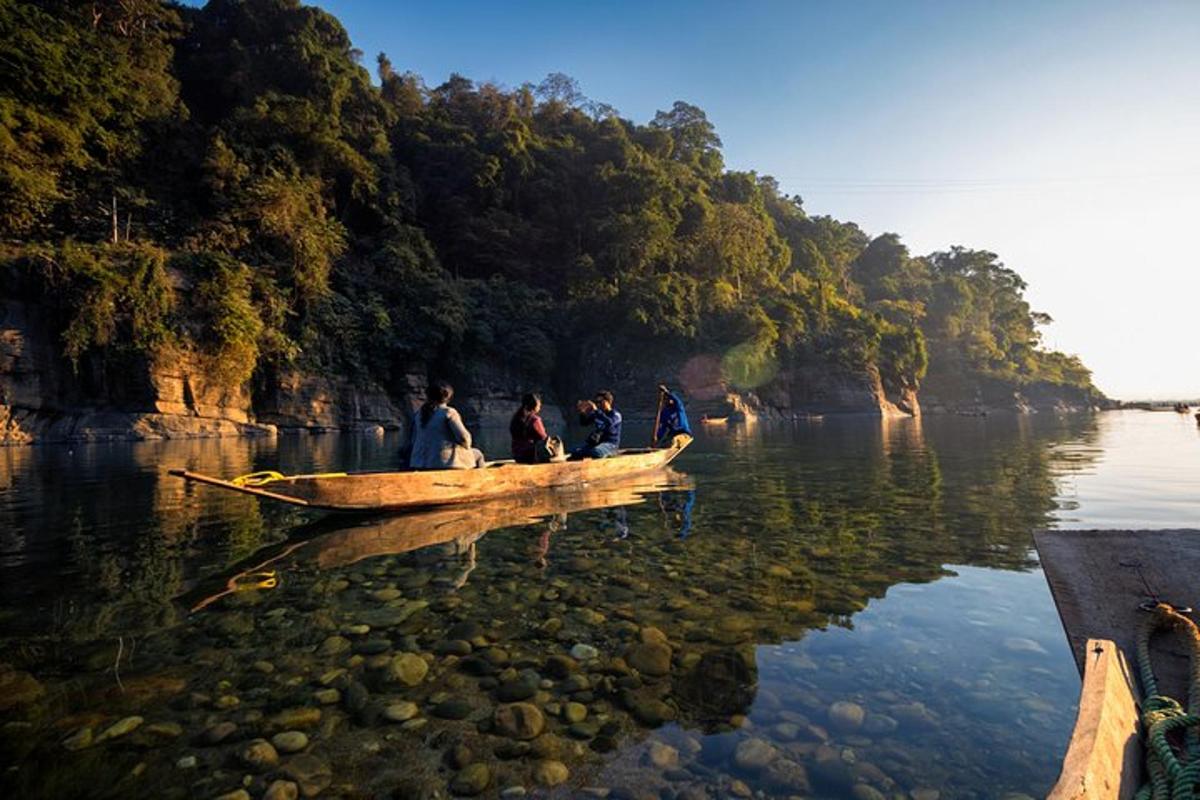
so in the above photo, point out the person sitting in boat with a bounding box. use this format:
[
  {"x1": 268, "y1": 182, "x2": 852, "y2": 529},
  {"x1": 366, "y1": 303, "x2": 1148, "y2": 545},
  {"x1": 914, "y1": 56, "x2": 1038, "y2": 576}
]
[
  {"x1": 572, "y1": 390, "x2": 622, "y2": 459},
  {"x1": 510, "y1": 392, "x2": 549, "y2": 463},
  {"x1": 654, "y1": 383, "x2": 691, "y2": 447},
  {"x1": 408, "y1": 380, "x2": 486, "y2": 470}
]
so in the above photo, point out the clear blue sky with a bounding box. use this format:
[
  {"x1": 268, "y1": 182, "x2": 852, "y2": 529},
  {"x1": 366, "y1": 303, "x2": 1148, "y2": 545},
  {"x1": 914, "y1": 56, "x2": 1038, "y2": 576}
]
[{"x1": 196, "y1": 1, "x2": 1200, "y2": 398}]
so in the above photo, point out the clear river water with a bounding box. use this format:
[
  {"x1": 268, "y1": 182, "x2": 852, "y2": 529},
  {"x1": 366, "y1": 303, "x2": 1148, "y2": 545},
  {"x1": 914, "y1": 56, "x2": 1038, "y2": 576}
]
[{"x1": 2, "y1": 409, "x2": 1198, "y2": 800}]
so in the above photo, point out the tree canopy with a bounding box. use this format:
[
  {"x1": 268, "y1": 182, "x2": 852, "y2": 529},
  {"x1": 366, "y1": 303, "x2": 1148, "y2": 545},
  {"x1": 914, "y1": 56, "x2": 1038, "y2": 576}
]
[{"x1": 0, "y1": 0, "x2": 1098, "y2": 405}]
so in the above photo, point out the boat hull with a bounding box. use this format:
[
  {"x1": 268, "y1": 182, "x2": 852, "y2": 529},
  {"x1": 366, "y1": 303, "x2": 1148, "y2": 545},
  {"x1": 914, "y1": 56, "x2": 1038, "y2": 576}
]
[{"x1": 171, "y1": 434, "x2": 691, "y2": 511}]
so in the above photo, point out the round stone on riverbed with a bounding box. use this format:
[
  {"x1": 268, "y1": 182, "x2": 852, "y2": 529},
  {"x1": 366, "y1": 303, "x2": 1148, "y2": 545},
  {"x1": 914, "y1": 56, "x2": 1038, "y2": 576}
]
[
  {"x1": 828, "y1": 701, "x2": 866, "y2": 732},
  {"x1": 494, "y1": 703, "x2": 545, "y2": 740},
  {"x1": 272, "y1": 731, "x2": 308, "y2": 753},
  {"x1": 533, "y1": 760, "x2": 569, "y2": 787},
  {"x1": 450, "y1": 763, "x2": 491, "y2": 796},
  {"x1": 388, "y1": 653, "x2": 429, "y2": 686},
  {"x1": 384, "y1": 701, "x2": 419, "y2": 722}
]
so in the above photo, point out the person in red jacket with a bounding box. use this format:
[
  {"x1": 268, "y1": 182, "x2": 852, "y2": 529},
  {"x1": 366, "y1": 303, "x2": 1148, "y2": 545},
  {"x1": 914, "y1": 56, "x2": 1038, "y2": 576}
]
[{"x1": 510, "y1": 393, "x2": 549, "y2": 463}]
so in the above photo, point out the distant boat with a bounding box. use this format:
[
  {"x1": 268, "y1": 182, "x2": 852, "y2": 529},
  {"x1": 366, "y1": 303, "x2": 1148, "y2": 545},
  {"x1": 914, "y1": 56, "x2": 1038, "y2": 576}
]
[
  {"x1": 700, "y1": 416, "x2": 729, "y2": 425},
  {"x1": 171, "y1": 434, "x2": 691, "y2": 512}
]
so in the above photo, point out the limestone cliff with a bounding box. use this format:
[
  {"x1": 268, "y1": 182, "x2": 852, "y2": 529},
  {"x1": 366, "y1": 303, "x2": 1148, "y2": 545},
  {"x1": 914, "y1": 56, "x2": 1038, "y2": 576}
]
[
  {"x1": 920, "y1": 368, "x2": 1097, "y2": 415},
  {"x1": 561, "y1": 335, "x2": 919, "y2": 423}
]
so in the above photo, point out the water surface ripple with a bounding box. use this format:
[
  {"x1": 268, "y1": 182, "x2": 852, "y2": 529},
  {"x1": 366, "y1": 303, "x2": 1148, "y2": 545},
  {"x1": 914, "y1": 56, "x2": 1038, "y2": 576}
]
[{"x1": 1, "y1": 410, "x2": 1197, "y2": 799}]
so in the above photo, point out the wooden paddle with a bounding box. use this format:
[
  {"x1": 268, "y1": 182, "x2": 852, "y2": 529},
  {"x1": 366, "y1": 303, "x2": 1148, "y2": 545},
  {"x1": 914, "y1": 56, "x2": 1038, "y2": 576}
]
[{"x1": 651, "y1": 387, "x2": 666, "y2": 447}]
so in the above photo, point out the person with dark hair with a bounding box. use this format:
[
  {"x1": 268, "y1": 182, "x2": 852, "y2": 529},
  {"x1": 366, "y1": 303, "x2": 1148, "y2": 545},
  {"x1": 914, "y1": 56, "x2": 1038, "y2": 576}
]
[
  {"x1": 572, "y1": 390, "x2": 622, "y2": 459},
  {"x1": 408, "y1": 380, "x2": 485, "y2": 470},
  {"x1": 510, "y1": 393, "x2": 549, "y2": 463},
  {"x1": 654, "y1": 383, "x2": 691, "y2": 446}
]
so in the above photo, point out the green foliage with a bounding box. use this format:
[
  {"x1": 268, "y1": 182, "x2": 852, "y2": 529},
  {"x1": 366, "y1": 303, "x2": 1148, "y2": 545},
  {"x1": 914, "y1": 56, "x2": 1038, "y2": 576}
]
[
  {"x1": 43, "y1": 242, "x2": 175, "y2": 367},
  {"x1": 0, "y1": 0, "x2": 182, "y2": 238},
  {"x1": 0, "y1": 0, "x2": 1096, "y2": 403},
  {"x1": 188, "y1": 253, "x2": 265, "y2": 386}
]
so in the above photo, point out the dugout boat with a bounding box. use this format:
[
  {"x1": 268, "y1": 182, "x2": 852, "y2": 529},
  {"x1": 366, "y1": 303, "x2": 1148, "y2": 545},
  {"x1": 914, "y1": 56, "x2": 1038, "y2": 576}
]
[
  {"x1": 1035, "y1": 529, "x2": 1200, "y2": 800},
  {"x1": 170, "y1": 434, "x2": 691, "y2": 512},
  {"x1": 180, "y1": 469, "x2": 694, "y2": 612}
]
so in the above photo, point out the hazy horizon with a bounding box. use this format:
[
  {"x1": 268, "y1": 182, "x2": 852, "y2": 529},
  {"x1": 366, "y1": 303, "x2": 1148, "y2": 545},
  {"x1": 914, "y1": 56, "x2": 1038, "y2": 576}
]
[{"x1": 226, "y1": 0, "x2": 1199, "y2": 399}]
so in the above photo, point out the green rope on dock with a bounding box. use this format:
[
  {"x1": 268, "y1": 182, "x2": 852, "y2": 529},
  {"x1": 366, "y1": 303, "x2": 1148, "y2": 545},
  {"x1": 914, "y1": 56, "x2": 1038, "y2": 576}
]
[{"x1": 1135, "y1": 603, "x2": 1200, "y2": 800}]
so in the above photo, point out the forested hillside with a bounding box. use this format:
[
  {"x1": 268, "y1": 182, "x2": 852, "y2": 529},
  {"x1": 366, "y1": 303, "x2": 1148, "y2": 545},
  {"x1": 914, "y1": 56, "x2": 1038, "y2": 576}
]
[{"x1": 0, "y1": 0, "x2": 1100, "y2": 440}]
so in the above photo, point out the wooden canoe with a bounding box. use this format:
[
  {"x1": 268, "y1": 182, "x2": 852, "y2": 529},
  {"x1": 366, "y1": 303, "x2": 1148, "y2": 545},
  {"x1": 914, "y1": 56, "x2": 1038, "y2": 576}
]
[
  {"x1": 180, "y1": 470, "x2": 694, "y2": 611},
  {"x1": 171, "y1": 433, "x2": 692, "y2": 512},
  {"x1": 1035, "y1": 529, "x2": 1200, "y2": 800}
]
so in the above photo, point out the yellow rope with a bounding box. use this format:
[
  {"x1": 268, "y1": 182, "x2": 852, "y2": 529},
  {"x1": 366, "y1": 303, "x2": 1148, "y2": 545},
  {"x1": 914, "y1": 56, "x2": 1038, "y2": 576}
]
[
  {"x1": 230, "y1": 471, "x2": 287, "y2": 487},
  {"x1": 229, "y1": 470, "x2": 348, "y2": 487}
]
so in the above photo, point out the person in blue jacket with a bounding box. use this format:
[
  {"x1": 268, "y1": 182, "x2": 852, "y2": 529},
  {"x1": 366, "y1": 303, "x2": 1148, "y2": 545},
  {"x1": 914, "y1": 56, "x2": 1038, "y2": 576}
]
[
  {"x1": 572, "y1": 390, "x2": 622, "y2": 458},
  {"x1": 654, "y1": 383, "x2": 691, "y2": 446}
]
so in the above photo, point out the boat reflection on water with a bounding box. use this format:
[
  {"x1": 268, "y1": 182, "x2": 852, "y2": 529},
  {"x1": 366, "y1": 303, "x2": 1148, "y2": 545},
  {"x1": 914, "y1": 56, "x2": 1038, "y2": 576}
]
[{"x1": 183, "y1": 468, "x2": 695, "y2": 612}]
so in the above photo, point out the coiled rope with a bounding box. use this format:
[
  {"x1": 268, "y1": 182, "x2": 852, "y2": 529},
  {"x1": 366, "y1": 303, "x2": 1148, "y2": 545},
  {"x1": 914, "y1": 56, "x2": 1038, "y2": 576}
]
[
  {"x1": 230, "y1": 471, "x2": 287, "y2": 487},
  {"x1": 1135, "y1": 603, "x2": 1200, "y2": 800},
  {"x1": 229, "y1": 471, "x2": 346, "y2": 487}
]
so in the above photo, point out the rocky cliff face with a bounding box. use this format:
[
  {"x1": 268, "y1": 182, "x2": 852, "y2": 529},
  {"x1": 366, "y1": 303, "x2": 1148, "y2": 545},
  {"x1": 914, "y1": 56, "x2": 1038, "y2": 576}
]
[
  {"x1": 8, "y1": 298, "x2": 1099, "y2": 446},
  {"x1": 0, "y1": 300, "x2": 421, "y2": 445},
  {"x1": 0, "y1": 299, "x2": 276, "y2": 444},
  {"x1": 565, "y1": 335, "x2": 918, "y2": 423},
  {"x1": 252, "y1": 366, "x2": 412, "y2": 433},
  {"x1": 920, "y1": 369, "x2": 1096, "y2": 414}
]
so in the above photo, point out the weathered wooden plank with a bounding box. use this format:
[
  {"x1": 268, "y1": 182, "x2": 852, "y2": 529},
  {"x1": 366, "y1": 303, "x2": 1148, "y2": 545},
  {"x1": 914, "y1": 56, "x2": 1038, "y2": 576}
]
[
  {"x1": 1034, "y1": 528, "x2": 1200, "y2": 701},
  {"x1": 1047, "y1": 638, "x2": 1141, "y2": 800}
]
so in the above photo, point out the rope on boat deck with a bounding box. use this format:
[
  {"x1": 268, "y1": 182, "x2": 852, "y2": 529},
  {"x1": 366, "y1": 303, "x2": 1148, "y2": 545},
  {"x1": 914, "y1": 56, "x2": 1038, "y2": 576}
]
[
  {"x1": 230, "y1": 471, "x2": 287, "y2": 487},
  {"x1": 229, "y1": 471, "x2": 347, "y2": 487},
  {"x1": 1135, "y1": 603, "x2": 1200, "y2": 800}
]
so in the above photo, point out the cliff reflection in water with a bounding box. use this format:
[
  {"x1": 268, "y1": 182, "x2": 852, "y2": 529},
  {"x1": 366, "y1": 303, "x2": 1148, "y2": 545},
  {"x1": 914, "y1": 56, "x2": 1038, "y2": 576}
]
[{"x1": 0, "y1": 415, "x2": 1100, "y2": 800}]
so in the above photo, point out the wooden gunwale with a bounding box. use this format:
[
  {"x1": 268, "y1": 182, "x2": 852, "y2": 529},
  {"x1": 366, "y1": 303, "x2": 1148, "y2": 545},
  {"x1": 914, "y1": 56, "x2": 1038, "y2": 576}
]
[
  {"x1": 171, "y1": 435, "x2": 691, "y2": 512},
  {"x1": 1035, "y1": 529, "x2": 1200, "y2": 800}
]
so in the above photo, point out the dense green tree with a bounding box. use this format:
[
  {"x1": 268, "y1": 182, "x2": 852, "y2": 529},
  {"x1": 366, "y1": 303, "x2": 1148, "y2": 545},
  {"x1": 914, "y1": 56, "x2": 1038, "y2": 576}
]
[{"x1": 0, "y1": 0, "x2": 1096, "y2": 406}]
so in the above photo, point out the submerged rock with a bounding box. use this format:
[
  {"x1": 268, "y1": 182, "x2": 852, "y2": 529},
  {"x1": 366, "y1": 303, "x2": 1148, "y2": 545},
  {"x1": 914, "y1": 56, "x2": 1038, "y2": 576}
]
[
  {"x1": 202, "y1": 721, "x2": 237, "y2": 744},
  {"x1": 0, "y1": 666, "x2": 44, "y2": 712},
  {"x1": 496, "y1": 675, "x2": 539, "y2": 702},
  {"x1": 96, "y1": 716, "x2": 143, "y2": 743},
  {"x1": 383, "y1": 701, "x2": 419, "y2": 722},
  {"x1": 238, "y1": 738, "x2": 279, "y2": 771},
  {"x1": 272, "y1": 731, "x2": 309, "y2": 754},
  {"x1": 318, "y1": 635, "x2": 351, "y2": 656},
  {"x1": 621, "y1": 690, "x2": 675, "y2": 727},
  {"x1": 569, "y1": 644, "x2": 599, "y2": 660},
  {"x1": 646, "y1": 741, "x2": 679, "y2": 770},
  {"x1": 450, "y1": 763, "x2": 491, "y2": 796},
  {"x1": 625, "y1": 642, "x2": 671, "y2": 677},
  {"x1": 282, "y1": 753, "x2": 332, "y2": 798},
  {"x1": 828, "y1": 701, "x2": 866, "y2": 732},
  {"x1": 852, "y1": 784, "x2": 888, "y2": 800},
  {"x1": 62, "y1": 726, "x2": 93, "y2": 751},
  {"x1": 533, "y1": 759, "x2": 569, "y2": 787},
  {"x1": 264, "y1": 780, "x2": 300, "y2": 800},
  {"x1": 543, "y1": 654, "x2": 578, "y2": 678},
  {"x1": 270, "y1": 707, "x2": 321, "y2": 730},
  {"x1": 493, "y1": 703, "x2": 545, "y2": 740},
  {"x1": 733, "y1": 737, "x2": 778, "y2": 770},
  {"x1": 765, "y1": 759, "x2": 810, "y2": 793},
  {"x1": 433, "y1": 697, "x2": 476, "y2": 720},
  {"x1": 387, "y1": 653, "x2": 429, "y2": 686}
]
